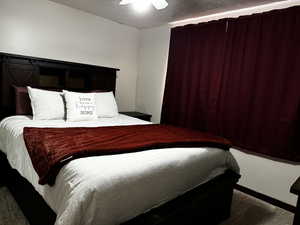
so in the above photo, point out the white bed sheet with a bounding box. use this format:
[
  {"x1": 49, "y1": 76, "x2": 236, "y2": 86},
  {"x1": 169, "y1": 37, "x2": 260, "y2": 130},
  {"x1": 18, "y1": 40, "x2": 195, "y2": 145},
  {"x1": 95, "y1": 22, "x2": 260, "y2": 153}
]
[{"x1": 0, "y1": 115, "x2": 239, "y2": 225}]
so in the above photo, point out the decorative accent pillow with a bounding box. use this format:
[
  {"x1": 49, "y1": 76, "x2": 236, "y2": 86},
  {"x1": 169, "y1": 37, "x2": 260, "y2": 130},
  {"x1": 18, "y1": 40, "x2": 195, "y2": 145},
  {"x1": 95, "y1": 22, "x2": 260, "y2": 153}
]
[
  {"x1": 13, "y1": 86, "x2": 32, "y2": 115},
  {"x1": 27, "y1": 87, "x2": 65, "y2": 120},
  {"x1": 64, "y1": 91, "x2": 97, "y2": 122},
  {"x1": 95, "y1": 91, "x2": 119, "y2": 117}
]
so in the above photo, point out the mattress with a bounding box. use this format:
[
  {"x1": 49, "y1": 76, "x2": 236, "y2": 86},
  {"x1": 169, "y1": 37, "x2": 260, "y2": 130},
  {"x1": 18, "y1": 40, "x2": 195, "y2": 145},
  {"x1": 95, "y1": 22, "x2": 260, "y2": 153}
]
[{"x1": 0, "y1": 115, "x2": 239, "y2": 225}]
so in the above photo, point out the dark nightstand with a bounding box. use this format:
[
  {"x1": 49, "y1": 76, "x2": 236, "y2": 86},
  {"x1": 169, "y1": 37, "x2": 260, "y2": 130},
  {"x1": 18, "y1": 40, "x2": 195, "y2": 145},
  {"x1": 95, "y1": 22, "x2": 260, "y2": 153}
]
[
  {"x1": 291, "y1": 176, "x2": 300, "y2": 225},
  {"x1": 120, "y1": 111, "x2": 152, "y2": 122}
]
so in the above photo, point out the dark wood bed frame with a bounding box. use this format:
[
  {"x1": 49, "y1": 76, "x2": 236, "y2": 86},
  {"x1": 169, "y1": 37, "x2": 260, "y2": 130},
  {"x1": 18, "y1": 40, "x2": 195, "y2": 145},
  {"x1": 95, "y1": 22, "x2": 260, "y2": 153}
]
[
  {"x1": 0, "y1": 52, "x2": 118, "y2": 119},
  {"x1": 0, "y1": 52, "x2": 240, "y2": 225}
]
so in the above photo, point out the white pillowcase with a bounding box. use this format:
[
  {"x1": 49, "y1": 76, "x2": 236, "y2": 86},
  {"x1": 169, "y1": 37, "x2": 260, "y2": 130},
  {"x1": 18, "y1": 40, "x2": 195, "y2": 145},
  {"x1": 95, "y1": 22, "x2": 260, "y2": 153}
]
[
  {"x1": 64, "y1": 91, "x2": 97, "y2": 122},
  {"x1": 95, "y1": 92, "x2": 119, "y2": 118},
  {"x1": 27, "y1": 87, "x2": 65, "y2": 120}
]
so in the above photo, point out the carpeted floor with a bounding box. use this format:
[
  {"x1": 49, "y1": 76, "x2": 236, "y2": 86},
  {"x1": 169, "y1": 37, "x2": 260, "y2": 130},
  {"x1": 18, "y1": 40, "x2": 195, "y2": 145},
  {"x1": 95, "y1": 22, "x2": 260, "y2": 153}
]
[
  {"x1": 0, "y1": 186, "x2": 29, "y2": 225},
  {"x1": 0, "y1": 186, "x2": 294, "y2": 225},
  {"x1": 220, "y1": 190, "x2": 294, "y2": 225}
]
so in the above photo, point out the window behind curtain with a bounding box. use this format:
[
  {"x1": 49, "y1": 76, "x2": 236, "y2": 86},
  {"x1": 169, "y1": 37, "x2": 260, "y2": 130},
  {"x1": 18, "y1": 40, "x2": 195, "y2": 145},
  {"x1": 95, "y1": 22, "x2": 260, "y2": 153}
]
[{"x1": 161, "y1": 6, "x2": 300, "y2": 162}]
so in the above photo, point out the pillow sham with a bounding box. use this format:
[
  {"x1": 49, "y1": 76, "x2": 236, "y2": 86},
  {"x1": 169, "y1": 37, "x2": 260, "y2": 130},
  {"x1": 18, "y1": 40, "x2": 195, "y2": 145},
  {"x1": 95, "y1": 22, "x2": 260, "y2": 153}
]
[
  {"x1": 95, "y1": 91, "x2": 119, "y2": 118},
  {"x1": 27, "y1": 87, "x2": 65, "y2": 120},
  {"x1": 64, "y1": 90, "x2": 97, "y2": 122},
  {"x1": 13, "y1": 86, "x2": 32, "y2": 115}
]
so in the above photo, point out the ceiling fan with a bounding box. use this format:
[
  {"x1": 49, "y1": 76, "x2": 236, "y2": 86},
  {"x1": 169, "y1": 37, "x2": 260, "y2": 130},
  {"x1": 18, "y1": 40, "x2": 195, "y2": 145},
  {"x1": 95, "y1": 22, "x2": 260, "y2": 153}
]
[{"x1": 120, "y1": 0, "x2": 168, "y2": 10}]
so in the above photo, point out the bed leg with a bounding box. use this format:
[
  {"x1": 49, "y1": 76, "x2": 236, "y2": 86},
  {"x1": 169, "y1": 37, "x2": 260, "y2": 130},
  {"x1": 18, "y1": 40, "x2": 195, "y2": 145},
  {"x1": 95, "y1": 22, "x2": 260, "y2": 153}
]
[{"x1": 0, "y1": 151, "x2": 11, "y2": 187}]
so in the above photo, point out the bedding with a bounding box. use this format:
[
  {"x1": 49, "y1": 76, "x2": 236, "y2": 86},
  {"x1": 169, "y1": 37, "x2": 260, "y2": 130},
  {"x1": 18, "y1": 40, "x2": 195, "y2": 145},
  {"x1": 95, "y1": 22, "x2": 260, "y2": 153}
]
[
  {"x1": 63, "y1": 91, "x2": 97, "y2": 121},
  {"x1": 95, "y1": 91, "x2": 119, "y2": 117},
  {"x1": 0, "y1": 115, "x2": 239, "y2": 225},
  {"x1": 13, "y1": 86, "x2": 32, "y2": 115},
  {"x1": 13, "y1": 87, "x2": 118, "y2": 119},
  {"x1": 27, "y1": 87, "x2": 65, "y2": 120},
  {"x1": 23, "y1": 124, "x2": 231, "y2": 185}
]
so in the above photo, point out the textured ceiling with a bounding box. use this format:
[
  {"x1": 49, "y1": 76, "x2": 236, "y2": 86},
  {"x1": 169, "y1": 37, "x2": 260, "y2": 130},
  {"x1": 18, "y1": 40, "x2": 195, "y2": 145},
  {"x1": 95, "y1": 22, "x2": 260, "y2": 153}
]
[{"x1": 49, "y1": 0, "x2": 284, "y2": 28}]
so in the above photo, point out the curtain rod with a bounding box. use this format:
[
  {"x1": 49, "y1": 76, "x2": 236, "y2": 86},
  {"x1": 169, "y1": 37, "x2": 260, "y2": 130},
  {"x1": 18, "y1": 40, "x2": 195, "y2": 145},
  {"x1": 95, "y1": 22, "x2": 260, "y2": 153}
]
[{"x1": 169, "y1": 0, "x2": 300, "y2": 28}]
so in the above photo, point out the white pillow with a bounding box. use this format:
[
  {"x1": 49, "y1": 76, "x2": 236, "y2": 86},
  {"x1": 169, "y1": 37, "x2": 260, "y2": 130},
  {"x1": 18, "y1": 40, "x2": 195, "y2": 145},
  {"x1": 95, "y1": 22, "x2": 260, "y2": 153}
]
[
  {"x1": 64, "y1": 91, "x2": 97, "y2": 122},
  {"x1": 27, "y1": 87, "x2": 65, "y2": 120},
  {"x1": 95, "y1": 92, "x2": 119, "y2": 117}
]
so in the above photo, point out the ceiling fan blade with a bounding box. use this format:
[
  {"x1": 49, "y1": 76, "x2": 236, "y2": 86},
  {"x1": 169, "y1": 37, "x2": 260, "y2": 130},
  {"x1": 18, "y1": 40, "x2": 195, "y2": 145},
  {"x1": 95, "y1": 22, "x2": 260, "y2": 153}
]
[
  {"x1": 120, "y1": 0, "x2": 137, "y2": 5},
  {"x1": 151, "y1": 0, "x2": 168, "y2": 10}
]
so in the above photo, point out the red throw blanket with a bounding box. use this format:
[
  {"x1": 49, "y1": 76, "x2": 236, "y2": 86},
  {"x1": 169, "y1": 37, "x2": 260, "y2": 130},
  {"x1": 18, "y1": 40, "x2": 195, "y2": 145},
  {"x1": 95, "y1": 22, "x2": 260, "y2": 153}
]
[{"x1": 23, "y1": 124, "x2": 231, "y2": 185}]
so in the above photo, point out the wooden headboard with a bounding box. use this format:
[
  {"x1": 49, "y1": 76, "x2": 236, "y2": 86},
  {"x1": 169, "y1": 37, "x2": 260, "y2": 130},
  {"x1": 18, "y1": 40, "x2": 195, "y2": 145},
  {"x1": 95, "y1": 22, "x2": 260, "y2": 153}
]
[{"x1": 0, "y1": 52, "x2": 119, "y2": 119}]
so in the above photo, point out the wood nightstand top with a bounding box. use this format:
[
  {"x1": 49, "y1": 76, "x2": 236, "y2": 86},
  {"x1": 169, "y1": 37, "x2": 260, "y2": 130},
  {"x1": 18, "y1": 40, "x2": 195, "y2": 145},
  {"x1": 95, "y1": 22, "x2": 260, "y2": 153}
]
[
  {"x1": 120, "y1": 111, "x2": 151, "y2": 117},
  {"x1": 120, "y1": 111, "x2": 152, "y2": 122},
  {"x1": 291, "y1": 176, "x2": 300, "y2": 225},
  {"x1": 291, "y1": 176, "x2": 300, "y2": 195}
]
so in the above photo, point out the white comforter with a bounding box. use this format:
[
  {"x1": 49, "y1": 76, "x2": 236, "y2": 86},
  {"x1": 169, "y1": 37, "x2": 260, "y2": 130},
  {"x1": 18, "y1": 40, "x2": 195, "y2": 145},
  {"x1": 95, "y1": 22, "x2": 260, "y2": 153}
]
[{"x1": 0, "y1": 115, "x2": 239, "y2": 225}]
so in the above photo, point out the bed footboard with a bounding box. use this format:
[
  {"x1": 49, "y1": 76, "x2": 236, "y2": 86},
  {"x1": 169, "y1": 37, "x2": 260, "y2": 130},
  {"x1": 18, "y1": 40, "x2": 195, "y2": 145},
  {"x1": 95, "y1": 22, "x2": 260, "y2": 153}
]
[
  {"x1": 1, "y1": 152, "x2": 240, "y2": 225},
  {"x1": 0, "y1": 151, "x2": 11, "y2": 187},
  {"x1": 0, "y1": 151, "x2": 56, "y2": 225},
  {"x1": 123, "y1": 170, "x2": 240, "y2": 225}
]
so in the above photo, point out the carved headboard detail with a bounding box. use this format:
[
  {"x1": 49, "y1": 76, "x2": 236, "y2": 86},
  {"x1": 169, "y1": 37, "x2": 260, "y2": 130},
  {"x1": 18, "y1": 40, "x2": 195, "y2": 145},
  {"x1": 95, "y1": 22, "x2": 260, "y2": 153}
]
[{"x1": 0, "y1": 52, "x2": 119, "y2": 119}]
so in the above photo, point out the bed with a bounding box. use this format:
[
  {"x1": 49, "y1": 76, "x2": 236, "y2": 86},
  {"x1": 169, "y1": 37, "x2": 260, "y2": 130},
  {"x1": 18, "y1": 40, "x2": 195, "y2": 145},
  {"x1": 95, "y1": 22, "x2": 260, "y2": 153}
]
[{"x1": 0, "y1": 52, "x2": 240, "y2": 225}]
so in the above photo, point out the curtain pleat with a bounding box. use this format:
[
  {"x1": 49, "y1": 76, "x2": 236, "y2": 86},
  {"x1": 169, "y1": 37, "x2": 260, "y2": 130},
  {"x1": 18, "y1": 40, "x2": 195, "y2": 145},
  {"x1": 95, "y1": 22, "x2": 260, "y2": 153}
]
[{"x1": 161, "y1": 20, "x2": 228, "y2": 131}]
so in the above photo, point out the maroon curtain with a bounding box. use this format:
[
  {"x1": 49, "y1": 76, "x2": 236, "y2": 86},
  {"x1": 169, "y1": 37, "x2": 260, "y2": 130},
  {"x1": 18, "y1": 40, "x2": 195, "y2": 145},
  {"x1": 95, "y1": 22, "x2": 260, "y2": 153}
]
[
  {"x1": 161, "y1": 6, "x2": 300, "y2": 162},
  {"x1": 161, "y1": 20, "x2": 228, "y2": 131}
]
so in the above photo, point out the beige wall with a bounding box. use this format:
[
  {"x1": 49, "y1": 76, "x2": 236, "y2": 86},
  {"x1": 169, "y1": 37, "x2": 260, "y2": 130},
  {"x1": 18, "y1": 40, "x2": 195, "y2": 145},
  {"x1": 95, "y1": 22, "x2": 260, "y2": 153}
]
[
  {"x1": 231, "y1": 149, "x2": 299, "y2": 206},
  {"x1": 136, "y1": 25, "x2": 170, "y2": 123},
  {"x1": 136, "y1": 0, "x2": 300, "y2": 206},
  {"x1": 0, "y1": 0, "x2": 140, "y2": 111}
]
